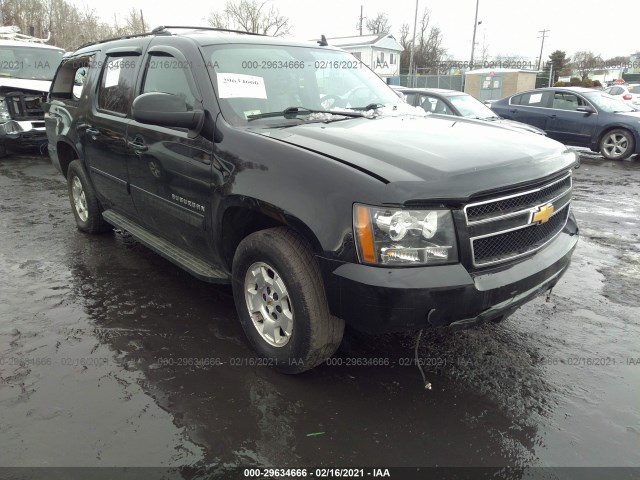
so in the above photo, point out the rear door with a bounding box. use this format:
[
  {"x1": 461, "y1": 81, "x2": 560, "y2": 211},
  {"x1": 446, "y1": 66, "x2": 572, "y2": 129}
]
[
  {"x1": 126, "y1": 42, "x2": 214, "y2": 258},
  {"x1": 81, "y1": 48, "x2": 144, "y2": 214},
  {"x1": 546, "y1": 91, "x2": 598, "y2": 146},
  {"x1": 505, "y1": 91, "x2": 553, "y2": 131}
]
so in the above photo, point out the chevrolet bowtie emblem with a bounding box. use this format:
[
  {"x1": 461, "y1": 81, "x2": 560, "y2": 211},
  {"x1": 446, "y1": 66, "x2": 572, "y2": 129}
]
[{"x1": 532, "y1": 204, "x2": 554, "y2": 224}]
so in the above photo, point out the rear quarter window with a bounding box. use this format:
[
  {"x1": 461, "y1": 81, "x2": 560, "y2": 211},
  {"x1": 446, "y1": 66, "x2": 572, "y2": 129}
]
[{"x1": 50, "y1": 55, "x2": 95, "y2": 101}]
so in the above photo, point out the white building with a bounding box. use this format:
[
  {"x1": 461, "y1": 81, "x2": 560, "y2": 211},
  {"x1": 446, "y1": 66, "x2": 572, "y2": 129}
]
[{"x1": 326, "y1": 33, "x2": 404, "y2": 81}]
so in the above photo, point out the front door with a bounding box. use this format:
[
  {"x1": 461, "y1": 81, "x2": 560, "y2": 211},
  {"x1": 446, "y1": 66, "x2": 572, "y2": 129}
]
[
  {"x1": 126, "y1": 48, "x2": 213, "y2": 258},
  {"x1": 546, "y1": 91, "x2": 598, "y2": 147}
]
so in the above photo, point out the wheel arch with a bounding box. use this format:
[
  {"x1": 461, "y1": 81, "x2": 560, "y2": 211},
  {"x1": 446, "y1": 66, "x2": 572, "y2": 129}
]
[
  {"x1": 56, "y1": 139, "x2": 82, "y2": 178},
  {"x1": 217, "y1": 198, "x2": 324, "y2": 272},
  {"x1": 596, "y1": 125, "x2": 638, "y2": 150}
]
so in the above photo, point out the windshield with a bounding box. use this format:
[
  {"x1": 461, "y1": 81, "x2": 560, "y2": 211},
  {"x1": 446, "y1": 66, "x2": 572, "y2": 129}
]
[
  {"x1": 629, "y1": 85, "x2": 640, "y2": 94},
  {"x1": 203, "y1": 44, "x2": 402, "y2": 126},
  {"x1": 0, "y1": 46, "x2": 64, "y2": 81},
  {"x1": 583, "y1": 92, "x2": 635, "y2": 113},
  {"x1": 448, "y1": 94, "x2": 497, "y2": 119}
]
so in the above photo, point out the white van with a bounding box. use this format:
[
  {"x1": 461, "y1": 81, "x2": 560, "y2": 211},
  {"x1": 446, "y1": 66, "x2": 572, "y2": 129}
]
[{"x1": 0, "y1": 28, "x2": 64, "y2": 156}]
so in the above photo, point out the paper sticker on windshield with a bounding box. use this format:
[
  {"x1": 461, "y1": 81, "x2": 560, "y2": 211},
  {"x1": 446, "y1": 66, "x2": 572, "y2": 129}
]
[
  {"x1": 104, "y1": 58, "x2": 122, "y2": 88},
  {"x1": 217, "y1": 73, "x2": 267, "y2": 99}
]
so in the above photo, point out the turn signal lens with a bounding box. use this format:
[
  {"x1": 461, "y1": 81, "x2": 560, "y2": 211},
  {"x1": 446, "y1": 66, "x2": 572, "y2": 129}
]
[{"x1": 354, "y1": 205, "x2": 376, "y2": 263}]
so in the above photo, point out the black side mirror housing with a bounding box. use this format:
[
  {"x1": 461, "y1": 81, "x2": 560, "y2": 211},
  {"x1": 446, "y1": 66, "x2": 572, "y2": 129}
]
[
  {"x1": 132, "y1": 92, "x2": 204, "y2": 131},
  {"x1": 576, "y1": 106, "x2": 596, "y2": 114}
]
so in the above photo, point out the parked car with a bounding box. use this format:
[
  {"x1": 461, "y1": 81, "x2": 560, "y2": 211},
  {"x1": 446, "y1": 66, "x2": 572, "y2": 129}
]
[
  {"x1": 491, "y1": 87, "x2": 640, "y2": 160},
  {"x1": 45, "y1": 27, "x2": 579, "y2": 373},
  {"x1": 604, "y1": 84, "x2": 640, "y2": 109},
  {"x1": 396, "y1": 87, "x2": 546, "y2": 135},
  {"x1": 0, "y1": 34, "x2": 64, "y2": 156}
]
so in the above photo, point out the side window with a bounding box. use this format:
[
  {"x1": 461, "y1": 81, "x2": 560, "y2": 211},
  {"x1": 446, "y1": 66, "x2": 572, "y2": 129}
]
[
  {"x1": 518, "y1": 91, "x2": 551, "y2": 108},
  {"x1": 420, "y1": 95, "x2": 453, "y2": 115},
  {"x1": 50, "y1": 54, "x2": 95, "y2": 101},
  {"x1": 510, "y1": 94, "x2": 522, "y2": 105},
  {"x1": 97, "y1": 55, "x2": 140, "y2": 115},
  {"x1": 142, "y1": 54, "x2": 197, "y2": 111},
  {"x1": 404, "y1": 93, "x2": 418, "y2": 106},
  {"x1": 552, "y1": 92, "x2": 586, "y2": 111}
]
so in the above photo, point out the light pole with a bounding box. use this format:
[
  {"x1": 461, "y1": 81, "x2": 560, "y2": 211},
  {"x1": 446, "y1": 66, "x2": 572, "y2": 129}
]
[{"x1": 408, "y1": 0, "x2": 418, "y2": 87}]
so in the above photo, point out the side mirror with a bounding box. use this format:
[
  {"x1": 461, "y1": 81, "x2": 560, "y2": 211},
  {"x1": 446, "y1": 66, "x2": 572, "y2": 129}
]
[
  {"x1": 575, "y1": 105, "x2": 596, "y2": 114},
  {"x1": 132, "y1": 92, "x2": 204, "y2": 131}
]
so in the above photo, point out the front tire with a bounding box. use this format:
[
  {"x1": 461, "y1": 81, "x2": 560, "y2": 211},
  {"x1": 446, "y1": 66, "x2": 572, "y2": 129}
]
[
  {"x1": 600, "y1": 129, "x2": 635, "y2": 160},
  {"x1": 232, "y1": 227, "x2": 344, "y2": 374},
  {"x1": 67, "y1": 160, "x2": 111, "y2": 233}
]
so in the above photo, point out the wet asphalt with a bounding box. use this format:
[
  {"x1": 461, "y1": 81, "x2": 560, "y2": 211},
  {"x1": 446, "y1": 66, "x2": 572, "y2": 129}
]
[{"x1": 0, "y1": 151, "x2": 638, "y2": 476}]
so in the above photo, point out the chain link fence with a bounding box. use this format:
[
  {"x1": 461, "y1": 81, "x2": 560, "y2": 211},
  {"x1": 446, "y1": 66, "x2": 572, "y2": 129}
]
[{"x1": 396, "y1": 75, "x2": 464, "y2": 91}]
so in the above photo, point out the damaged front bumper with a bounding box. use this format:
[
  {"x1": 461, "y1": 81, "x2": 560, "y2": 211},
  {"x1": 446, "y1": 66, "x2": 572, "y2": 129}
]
[{"x1": 0, "y1": 119, "x2": 47, "y2": 150}]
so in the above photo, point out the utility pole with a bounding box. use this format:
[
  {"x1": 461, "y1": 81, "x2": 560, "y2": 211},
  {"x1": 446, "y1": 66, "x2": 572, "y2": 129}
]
[
  {"x1": 359, "y1": 5, "x2": 363, "y2": 36},
  {"x1": 469, "y1": 0, "x2": 480, "y2": 68},
  {"x1": 408, "y1": 0, "x2": 418, "y2": 87},
  {"x1": 140, "y1": 9, "x2": 146, "y2": 32},
  {"x1": 537, "y1": 29, "x2": 549, "y2": 71}
]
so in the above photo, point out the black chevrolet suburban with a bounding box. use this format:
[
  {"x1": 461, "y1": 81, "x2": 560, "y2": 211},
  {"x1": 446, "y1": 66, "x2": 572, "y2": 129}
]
[{"x1": 45, "y1": 27, "x2": 579, "y2": 373}]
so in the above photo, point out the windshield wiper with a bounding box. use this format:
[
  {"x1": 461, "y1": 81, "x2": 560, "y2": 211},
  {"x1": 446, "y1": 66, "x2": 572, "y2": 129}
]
[
  {"x1": 351, "y1": 103, "x2": 388, "y2": 111},
  {"x1": 247, "y1": 106, "x2": 365, "y2": 121}
]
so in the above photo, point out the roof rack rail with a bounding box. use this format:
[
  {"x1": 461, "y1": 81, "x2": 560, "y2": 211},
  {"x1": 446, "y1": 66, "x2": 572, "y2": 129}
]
[
  {"x1": 76, "y1": 25, "x2": 265, "y2": 50},
  {"x1": 78, "y1": 29, "x2": 164, "y2": 50},
  {"x1": 152, "y1": 25, "x2": 266, "y2": 36}
]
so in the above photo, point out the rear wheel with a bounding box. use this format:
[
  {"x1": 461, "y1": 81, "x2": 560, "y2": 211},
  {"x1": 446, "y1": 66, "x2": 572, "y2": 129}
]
[
  {"x1": 67, "y1": 160, "x2": 111, "y2": 233},
  {"x1": 232, "y1": 227, "x2": 344, "y2": 373},
  {"x1": 600, "y1": 129, "x2": 635, "y2": 160}
]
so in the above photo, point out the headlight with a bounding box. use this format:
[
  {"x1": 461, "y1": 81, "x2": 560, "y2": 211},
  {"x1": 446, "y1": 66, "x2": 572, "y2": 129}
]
[
  {"x1": 353, "y1": 204, "x2": 459, "y2": 266},
  {"x1": 0, "y1": 98, "x2": 10, "y2": 122}
]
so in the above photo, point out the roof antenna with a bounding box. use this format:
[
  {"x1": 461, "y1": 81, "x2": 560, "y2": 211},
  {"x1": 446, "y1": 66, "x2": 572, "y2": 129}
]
[{"x1": 318, "y1": 34, "x2": 328, "y2": 46}]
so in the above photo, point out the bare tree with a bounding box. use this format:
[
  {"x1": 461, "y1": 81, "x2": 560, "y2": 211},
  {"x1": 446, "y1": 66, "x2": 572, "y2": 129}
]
[
  {"x1": 400, "y1": 9, "x2": 446, "y2": 74},
  {"x1": 123, "y1": 8, "x2": 146, "y2": 35},
  {"x1": 572, "y1": 51, "x2": 602, "y2": 80},
  {"x1": 366, "y1": 12, "x2": 390, "y2": 34},
  {"x1": 493, "y1": 53, "x2": 529, "y2": 68},
  {"x1": 0, "y1": 0, "x2": 140, "y2": 50},
  {"x1": 208, "y1": 0, "x2": 290, "y2": 37},
  {"x1": 478, "y1": 34, "x2": 490, "y2": 65}
]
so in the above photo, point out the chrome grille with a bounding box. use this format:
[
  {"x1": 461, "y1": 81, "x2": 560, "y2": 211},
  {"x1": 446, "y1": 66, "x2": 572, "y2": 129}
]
[
  {"x1": 466, "y1": 175, "x2": 571, "y2": 222},
  {"x1": 465, "y1": 172, "x2": 573, "y2": 267}
]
